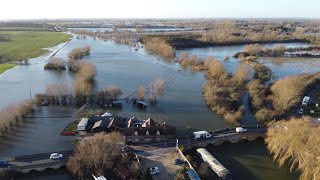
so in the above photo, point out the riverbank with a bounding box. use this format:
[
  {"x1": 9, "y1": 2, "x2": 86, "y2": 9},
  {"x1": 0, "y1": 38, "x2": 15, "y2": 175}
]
[{"x1": 0, "y1": 64, "x2": 16, "y2": 74}]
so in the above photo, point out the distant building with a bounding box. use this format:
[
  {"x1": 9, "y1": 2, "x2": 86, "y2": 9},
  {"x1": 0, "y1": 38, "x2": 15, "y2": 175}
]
[
  {"x1": 80, "y1": 114, "x2": 176, "y2": 143},
  {"x1": 123, "y1": 117, "x2": 176, "y2": 144}
]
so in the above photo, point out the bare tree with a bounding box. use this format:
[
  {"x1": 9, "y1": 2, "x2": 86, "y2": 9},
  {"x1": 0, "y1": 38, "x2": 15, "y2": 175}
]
[
  {"x1": 138, "y1": 86, "x2": 145, "y2": 100},
  {"x1": 67, "y1": 132, "x2": 125, "y2": 178},
  {"x1": 149, "y1": 79, "x2": 164, "y2": 104},
  {"x1": 266, "y1": 117, "x2": 320, "y2": 180},
  {"x1": 272, "y1": 44, "x2": 286, "y2": 56},
  {"x1": 233, "y1": 63, "x2": 251, "y2": 87}
]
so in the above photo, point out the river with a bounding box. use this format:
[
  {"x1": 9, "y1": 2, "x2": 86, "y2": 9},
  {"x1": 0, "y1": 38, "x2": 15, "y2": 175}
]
[{"x1": 0, "y1": 34, "x2": 313, "y2": 179}]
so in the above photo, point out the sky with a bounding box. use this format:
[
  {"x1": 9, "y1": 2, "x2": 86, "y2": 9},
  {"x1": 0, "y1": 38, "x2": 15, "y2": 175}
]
[{"x1": 0, "y1": 0, "x2": 319, "y2": 20}]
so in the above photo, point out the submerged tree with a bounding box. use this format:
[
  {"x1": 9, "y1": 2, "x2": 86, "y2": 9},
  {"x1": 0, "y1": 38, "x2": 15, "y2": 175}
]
[
  {"x1": 138, "y1": 86, "x2": 145, "y2": 100},
  {"x1": 149, "y1": 79, "x2": 164, "y2": 104}
]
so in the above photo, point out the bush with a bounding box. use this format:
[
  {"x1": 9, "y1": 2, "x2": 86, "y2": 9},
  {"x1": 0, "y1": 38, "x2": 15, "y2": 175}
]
[
  {"x1": 233, "y1": 63, "x2": 251, "y2": 87},
  {"x1": 44, "y1": 57, "x2": 66, "y2": 70},
  {"x1": 98, "y1": 85, "x2": 123, "y2": 101},
  {"x1": 77, "y1": 62, "x2": 96, "y2": 82},
  {"x1": 0, "y1": 100, "x2": 34, "y2": 133},
  {"x1": 72, "y1": 76, "x2": 93, "y2": 98},
  {"x1": 144, "y1": 37, "x2": 175, "y2": 58},
  {"x1": 243, "y1": 44, "x2": 262, "y2": 56},
  {"x1": 68, "y1": 45, "x2": 91, "y2": 60},
  {"x1": 129, "y1": 162, "x2": 141, "y2": 177},
  {"x1": 175, "y1": 167, "x2": 188, "y2": 180},
  {"x1": 67, "y1": 59, "x2": 81, "y2": 72},
  {"x1": 272, "y1": 44, "x2": 286, "y2": 56},
  {"x1": 207, "y1": 59, "x2": 226, "y2": 79},
  {"x1": 254, "y1": 108, "x2": 276, "y2": 123},
  {"x1": 138, "y1": 86, "x2": 145, "y2": 100}
]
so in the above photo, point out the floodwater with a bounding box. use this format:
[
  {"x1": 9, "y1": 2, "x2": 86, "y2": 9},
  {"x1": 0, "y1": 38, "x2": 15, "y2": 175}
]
[
  {"x1": 206, "y1": 139, "x2": 299, "y2": 180},
  {"x1": 0, "y1": 34, "x2": 312, "y2": 179}
]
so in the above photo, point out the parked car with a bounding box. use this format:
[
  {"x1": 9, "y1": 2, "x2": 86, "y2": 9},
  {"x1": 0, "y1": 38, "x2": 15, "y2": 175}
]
[
  {"x1": 62, "y1": 131, "x2": 77, "y2": 136},
  {"x1": 236, "y1": 127, "x2": 247, "y2": 133},
  {"x1": 50, "y1": 153, "x2": 63, "y2": 160},
  {"x1": 0, "y1": 160, "x2": 9, "y2": 168},
  {"x1": 298, "y1": 108, "x2": 304, "y2": 115},
  {"x1": 150, "y1": 167, "x2": 159, "y2": 175},
  {"x1": 174, "y1": 159, "x2": 185, "y2": 165}
]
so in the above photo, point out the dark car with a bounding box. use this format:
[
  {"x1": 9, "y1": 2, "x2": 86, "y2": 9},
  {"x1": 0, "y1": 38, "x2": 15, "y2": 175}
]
[
  {"x1": 0, "y1": 160, "x2": 9, "y2": 168},
  {"x1": 174, "y1": 159, "x2": 185, "y2": 165}
]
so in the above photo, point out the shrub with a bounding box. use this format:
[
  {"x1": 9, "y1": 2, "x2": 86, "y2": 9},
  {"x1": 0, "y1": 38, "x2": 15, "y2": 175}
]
[
  {"x1": 68, "y1": 45, "x2": 91, "y2": 60},
  {"x1": 138, "y1": 86, "x2": 145, "y2": 100},
  {"x1": 77, "y1": 62, "x2": 96, "y2": 82},
  {"x1": 254, "y1": 108, "x2": 276, "y2": 123},
  {"x1": 207, "y1": 59, "x2": 226, "y2": 79},
  {"x1": 0, "y1": 100, "x2": 34, "y2": 133},
  {"x1": 149, "y1": 79, "x2": 164, "y2": 104},
  {"x1": 129, "y1": 162, "x2": 141, "y2": 177},
  {"x1": 233, "y1": 63, "x2": 251, "y2": 87},
  {"x1": 98, "y1": 85, "x2": 123, "y2": 101},
  {"x1": 44, "y1": 57, "x2": 66, "y2": 70},
  {"x1": 72, "y1": 76, "x2": 93, "y2": 98},
  {"x1": 243, "y1": 44, "x2": 262, "y2": 56},
  {"x1": 144, "y1": 37, "x2": 175, "y2": 58},
  {"x1": 67, "y1": 59, "x2": 81, "y2": 72},
  {"x1": 272, "y1": 44, "x2": 286, "y2": 56}
]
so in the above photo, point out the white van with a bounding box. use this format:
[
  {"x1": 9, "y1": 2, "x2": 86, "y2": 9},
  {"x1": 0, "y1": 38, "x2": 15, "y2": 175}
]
[{"x1": 194, "y1": 131, "x2": 212, "y2": 140}]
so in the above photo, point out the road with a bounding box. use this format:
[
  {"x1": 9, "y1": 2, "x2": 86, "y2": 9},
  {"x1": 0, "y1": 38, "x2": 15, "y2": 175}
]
[
  {"x1": 132, "y1": 127, "x2": 267, "y2": 155},
  {"x1": 3, "y1": 127, "x2": 266, "y2": 172},
  {"x1": 291, "y1": 84, "x2": 320, "y2": 117},
  {"x1": 5, "y1": 150, "x2": 73, "y2": 171}
]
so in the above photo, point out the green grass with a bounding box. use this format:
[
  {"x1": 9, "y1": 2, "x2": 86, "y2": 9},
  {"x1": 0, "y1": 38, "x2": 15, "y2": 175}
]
[
  {"x1": 0, "y1": 27, "x2": 47, "y2": 31},
  {"x1": 0, "y1": 64, "x2": 16, "y2": 74},
  {"x1": 63, "y1": 120, "x2": 80, "y2": 132},
  {"x1": 0, "y1": 31, "x2": 72, "y2": 62}
]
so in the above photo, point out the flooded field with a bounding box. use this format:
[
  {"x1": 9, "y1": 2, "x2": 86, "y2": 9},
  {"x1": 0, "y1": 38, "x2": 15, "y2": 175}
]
[{"x1": 0, "y1": 34, "x2": 314, "y2": 179}]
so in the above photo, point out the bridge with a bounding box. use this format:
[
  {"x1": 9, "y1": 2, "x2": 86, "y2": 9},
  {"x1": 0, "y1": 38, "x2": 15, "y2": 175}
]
[
  {"x1": 5, "y1": 150, "x2": 73, "y2": 173},
  {"x1": 184, "y1": 127, "x2": 266, "y2": 150},
  {"x1": 3, "y1": 127, "x2": 266, "y2": 173}
]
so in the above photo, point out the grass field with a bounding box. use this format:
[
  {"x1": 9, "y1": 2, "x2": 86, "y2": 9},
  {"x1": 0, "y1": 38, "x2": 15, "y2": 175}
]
[
  {"x1": 0, "y1": 31, "x2": 72, "y2": 62},
  {"x1": 0, "y1": 64, "x2": 16, "y2": 74}
]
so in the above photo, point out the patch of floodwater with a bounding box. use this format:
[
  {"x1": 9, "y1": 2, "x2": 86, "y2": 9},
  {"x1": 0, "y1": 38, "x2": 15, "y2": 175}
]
[
  {"x1": 0, "y1": 41, "x2": 74, "y2": 109},
  {"x1": 259, "y1": 58, "x2": 320, "y2": 81},
  {"x1": 54, "y1": 37, "x2": 228, "y2": 133},
  {"x1": 0, "y1": 106, "x2": 75, "y2": 157}
]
